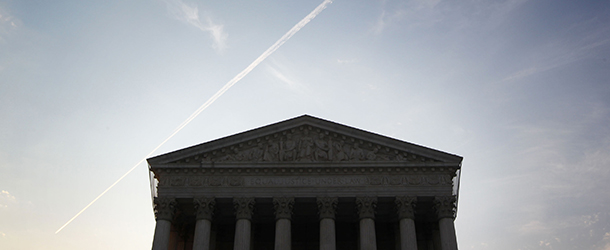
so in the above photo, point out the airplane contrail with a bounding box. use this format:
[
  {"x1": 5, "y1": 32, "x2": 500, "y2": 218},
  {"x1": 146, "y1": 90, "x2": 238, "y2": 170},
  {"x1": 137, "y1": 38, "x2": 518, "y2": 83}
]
[{"x1": 55, "y1": 0, "x2": 332, "y2": 234}]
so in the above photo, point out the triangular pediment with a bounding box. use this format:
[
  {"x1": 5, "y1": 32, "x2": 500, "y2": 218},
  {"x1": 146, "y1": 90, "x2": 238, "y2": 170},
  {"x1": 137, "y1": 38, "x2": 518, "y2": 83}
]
[{"x1": 147, "y1": 115, "x2": 462, "y2": 166}]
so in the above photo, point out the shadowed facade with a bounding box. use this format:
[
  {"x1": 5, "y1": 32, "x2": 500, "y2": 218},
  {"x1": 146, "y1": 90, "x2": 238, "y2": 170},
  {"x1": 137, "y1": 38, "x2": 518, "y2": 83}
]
[{"x1": 147, "y1": 115, "x2": 463, "y2": 250}]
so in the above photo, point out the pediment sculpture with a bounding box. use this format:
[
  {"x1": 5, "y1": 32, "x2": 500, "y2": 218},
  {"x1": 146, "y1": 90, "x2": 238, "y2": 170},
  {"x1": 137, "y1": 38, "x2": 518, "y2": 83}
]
[{"x1": 171, "y1": 125, "x2": 439, "y2": 164}]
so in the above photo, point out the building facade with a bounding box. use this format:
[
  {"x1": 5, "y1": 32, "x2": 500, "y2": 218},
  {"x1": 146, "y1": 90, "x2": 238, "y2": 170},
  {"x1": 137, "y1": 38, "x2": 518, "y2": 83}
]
[{"x1": 147, "y1": 115, "x2": 463, "y2": 250}]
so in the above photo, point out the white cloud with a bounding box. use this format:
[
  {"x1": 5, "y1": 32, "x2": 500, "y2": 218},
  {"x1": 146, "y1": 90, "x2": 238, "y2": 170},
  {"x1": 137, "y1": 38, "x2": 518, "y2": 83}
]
[
  {"x1": 0, "y1": 190, "x2": 16, "y2": 209},
  {"x1": 161, "y1": 0, "x2": 228, "y2": 52}
]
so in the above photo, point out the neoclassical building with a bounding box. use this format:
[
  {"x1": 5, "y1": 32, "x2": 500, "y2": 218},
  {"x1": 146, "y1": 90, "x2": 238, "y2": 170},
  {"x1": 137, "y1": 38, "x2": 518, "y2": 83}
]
[{"x1": 147, "y1": 115, "x2": 463, "y2": 250}]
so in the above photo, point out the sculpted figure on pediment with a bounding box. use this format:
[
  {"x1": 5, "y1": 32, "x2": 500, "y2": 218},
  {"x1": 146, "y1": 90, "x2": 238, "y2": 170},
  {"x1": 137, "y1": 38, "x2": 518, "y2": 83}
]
[
  {"x1": 395, "y1": 151, "x2": 408, "y2": 161},
  {"x1": 235, "y1": 148, "x2": 249, "y2": 161},
  {"x1": 251, "y1": 143, "x2": 264, "y2": 161},
  {"x1": 218, "y1": 148, "x2": 237, "y2": 162},
  {"x1": 263, "y1": 142, "x2": 279, "y2": 162},
  {"x1": 366, "y1": 147, "x2": 378, "y2": 160},
  {"x1": 314, "y1": 133, "x2": 330, "y2": 161},
  {"x1": 332, "y1": 141, "x2": 349, "y2": 161},
  {"x1": 350, "y1": 143, "x2": 365, "y2": 161},
  {"x1": 298, "y1": 129, "x2": 315, "y2": 162},
  {"x1": 281, "y1": 134, "x2": 297, "y2": 161}
]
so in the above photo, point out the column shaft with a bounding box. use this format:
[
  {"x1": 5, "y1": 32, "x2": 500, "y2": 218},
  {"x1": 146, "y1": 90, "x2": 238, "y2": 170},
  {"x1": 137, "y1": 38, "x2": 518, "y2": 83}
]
[
  {"x1": 399, "y1": 218, "x2": 418, "y2": 250},
  {"x1": 193, "y1": 219, "x2": 212, "y2": 250},
  {"x1": 152, "y1": 220, "x2": 172, "y2": 250},
  {"x1": 233, "y1": 197, "x2": 255, "y2": 250},
  {"x1": 234, "y1": 219, "x2": 252, "y2": 250},
  {"x1": 193, "y1": 197, "x2": 215, "y2": 250},
  {"x1": 317, "y1": 197, "x2": 338, "y2": 250},
  {"x1": 438, "y1": 218, "x2": 458, "y2": 250},
  {"x1": 275, "y1": 218, "x2": 291, "y2": 250},
  {"x1": 395, "y1": 196, "x2": 418, "y2": 250},
  {"x1": 434, "y1": 196, "x2": 458, "y2": 250},
  {"x1": 356, "y1": 197, "x2": 377, "y2": 250},
  {"x1": 152, "y1": 197, "x2": 175, "y2": 250},
  {"x1": 359, "y1": 218, "x2": 377, "y2": 250},
  {"x1": 320, "y1": 218, "x2": 336, "y2": 250},
  {"x1": 273, "y1": 197, "x2": 294, "y2": 250}
]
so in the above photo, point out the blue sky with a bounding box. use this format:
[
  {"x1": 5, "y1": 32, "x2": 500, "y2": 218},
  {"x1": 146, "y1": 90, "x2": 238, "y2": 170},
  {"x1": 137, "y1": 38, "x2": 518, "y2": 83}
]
[{"x1": 1, "y1": 0, "x2": 609, "y2": 249}]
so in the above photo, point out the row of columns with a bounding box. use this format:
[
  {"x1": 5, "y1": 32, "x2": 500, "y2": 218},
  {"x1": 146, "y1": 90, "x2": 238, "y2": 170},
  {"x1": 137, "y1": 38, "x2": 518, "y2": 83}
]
[{"x1": 152, "y1": 196, "x2": 457, "y2": 250}]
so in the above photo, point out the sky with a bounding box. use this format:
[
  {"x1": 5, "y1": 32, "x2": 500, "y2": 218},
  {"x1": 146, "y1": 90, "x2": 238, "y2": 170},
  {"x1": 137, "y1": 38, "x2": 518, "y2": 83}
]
[{"x1": 1, "y1": 0, "x2": 609, "y2": 249}]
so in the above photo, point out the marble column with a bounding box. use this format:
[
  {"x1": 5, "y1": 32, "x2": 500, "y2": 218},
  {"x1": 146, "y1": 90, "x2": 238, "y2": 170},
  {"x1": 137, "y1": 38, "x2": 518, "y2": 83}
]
[
  {"x1": 317, "y1": 197, "x2": 338, "y2": 250},
  {"x1": 356, "y1": 197, "x2": 377, "y2": 250},
  {"x1": 234, "y1": 197, "x2": 255, "y2": 250},
  {"x1": 395, "y1": 196, "x2": 418, "y2": 250},
  {"x1": 434, "y1": 196, "x2": 458, "y2": 250},
  {"x1": 152, "y1": 197, "x2": 176, "y2": 250},
  {"x1": 193, "y1": 197, "x2": 216, "y2": 250},
  {"x1": 273, "y1": 197, "x2": 295, "y2": 250}
]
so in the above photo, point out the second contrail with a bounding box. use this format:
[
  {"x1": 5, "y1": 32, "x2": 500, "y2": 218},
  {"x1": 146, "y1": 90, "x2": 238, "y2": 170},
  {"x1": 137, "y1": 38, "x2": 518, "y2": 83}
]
[{"x1": 55, "y1": 0, "x2": 333, "y2": 234}]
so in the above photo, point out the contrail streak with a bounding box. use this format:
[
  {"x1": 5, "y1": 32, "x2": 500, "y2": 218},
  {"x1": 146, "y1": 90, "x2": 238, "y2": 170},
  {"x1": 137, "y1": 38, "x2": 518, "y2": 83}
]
[{"x1": 55, "y1": 0, "x2": 332, "y2": 234}]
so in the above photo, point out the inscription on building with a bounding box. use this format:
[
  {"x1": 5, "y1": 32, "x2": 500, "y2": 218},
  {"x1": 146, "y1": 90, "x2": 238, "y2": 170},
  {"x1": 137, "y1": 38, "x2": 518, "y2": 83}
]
[{"x1": 161, "y1": 175, "x2": 452, "y2": 187}]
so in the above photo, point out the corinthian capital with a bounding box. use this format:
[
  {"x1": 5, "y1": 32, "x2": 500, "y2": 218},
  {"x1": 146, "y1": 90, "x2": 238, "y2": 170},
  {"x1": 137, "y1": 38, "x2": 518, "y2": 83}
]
[
  {"x1": 194, "y1": 197, "x2": 216, "y2": 220},
  {"x1": 395, "y1": 196, "x2": 417, "y2": 219},
  {"x1": 317, "y1": 197, "x2": 338, "y2": 219},
  {"x1": 434, "y1": 196, "x2": 456, "y2": 219},
  {"x1": 154, "y1": 197, "x2": 176, "y2": 221},
  {"x1": 234, "y1": 197, "x2": 256, "y2": 220},
  {"x1": 273, "y1": 197, "x2": 295, "y2": 220},
  {"x1": 356, "y1": 196, "x2": 377, "y2": 219}
]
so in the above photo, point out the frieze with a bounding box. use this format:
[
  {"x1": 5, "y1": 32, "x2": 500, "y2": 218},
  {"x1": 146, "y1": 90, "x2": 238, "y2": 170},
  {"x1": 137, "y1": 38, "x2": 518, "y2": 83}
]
[
  {"x1": 157, "y1": 175, "x2": 452, "y2": 188},
  {"x1": 170, "y1": 126, "x2": 440, "y2": 164}
]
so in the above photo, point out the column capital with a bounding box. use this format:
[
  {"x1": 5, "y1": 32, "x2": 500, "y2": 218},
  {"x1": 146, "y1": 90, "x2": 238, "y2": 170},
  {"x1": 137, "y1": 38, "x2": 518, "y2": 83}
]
[
  {"x1": 234, "y1": 197, "x2": 256, "y2": 220},
  {"x1": 194, "y1": 197, "x2": 216, "y2": 221},
  {"x1": 273, "y1": 197, "x2": 295, "y2": 220},
  {"x1": 434, "y1": 196, "x2": 456, "y2": 219},
  {"x1": 395, "y1": 196, "x2": 417, "y2": 219},
  {"x1": 317, "y1": 197, "x2": 338, "y2": 220},
  {"x1": 356, "y1": 196, "x2": 377, "y2": 219},
  {"x1": 154, "y1": 197, "x2": 176, "y2": 221}
]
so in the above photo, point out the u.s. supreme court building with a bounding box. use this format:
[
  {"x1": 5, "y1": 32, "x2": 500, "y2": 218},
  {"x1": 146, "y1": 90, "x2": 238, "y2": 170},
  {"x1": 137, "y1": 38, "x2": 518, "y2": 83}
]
[{"x1": 147, "y1": 115, "x2": 463, "y2": 250}]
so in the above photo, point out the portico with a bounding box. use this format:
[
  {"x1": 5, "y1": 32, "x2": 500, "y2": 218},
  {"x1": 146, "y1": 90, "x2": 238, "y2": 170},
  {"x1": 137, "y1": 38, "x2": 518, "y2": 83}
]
[{"x1": 147, "y1": 115, "x2": 462, "y2": 250}]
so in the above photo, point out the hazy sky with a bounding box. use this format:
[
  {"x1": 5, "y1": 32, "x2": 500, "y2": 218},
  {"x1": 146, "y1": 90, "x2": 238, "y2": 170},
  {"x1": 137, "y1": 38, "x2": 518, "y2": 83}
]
[{"x1": 1, "y1": 0, "x2": 609, "y2": 249}]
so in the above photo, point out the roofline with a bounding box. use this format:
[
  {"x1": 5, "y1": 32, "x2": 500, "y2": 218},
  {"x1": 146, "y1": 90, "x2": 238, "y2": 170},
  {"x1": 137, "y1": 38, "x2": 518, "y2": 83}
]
[{"x1": 147, "y1": 114, "x2": 463, "y2": 165}]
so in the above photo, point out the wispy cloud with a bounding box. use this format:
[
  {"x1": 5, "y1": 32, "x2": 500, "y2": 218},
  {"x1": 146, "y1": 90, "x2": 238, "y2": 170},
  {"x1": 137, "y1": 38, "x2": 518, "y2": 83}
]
[
  {"x1": 161, "y1": 0, "x2": 228, "y2": 52},
  {"x1": 336, "y1": 59, "x2": 359, "y2": 64},
  {"x1": 372, "y1": 0, "x2": 529, "y2": 35},
  {"x1": 371, "y1": 0, "x2": 443, "y2": 34},
  {"x1": 500, "y1": 38, "x2": 610, "y2": 82},
  {"x1": 0, "y1": 6, "x2": 20, "y2": 42},
  {"x1": 266, "y1": 61, "x2": 308, "y2": 95},
  {"x1": 500, "y1": 14, "x2": 610, "y2": 82}
]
